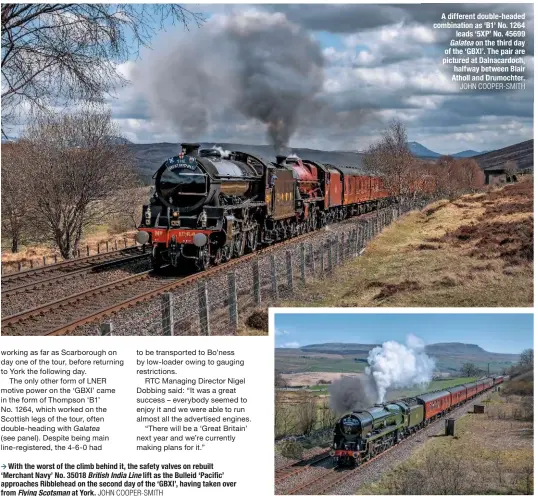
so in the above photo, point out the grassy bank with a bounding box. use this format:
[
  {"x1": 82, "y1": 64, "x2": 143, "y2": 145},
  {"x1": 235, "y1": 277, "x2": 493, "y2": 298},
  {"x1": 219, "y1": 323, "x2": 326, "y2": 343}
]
[
  {"x1": 282, "y1": 181, "x2": 533, "y2": 307},
  {"x1": 358, "y1": 391, "x2": 533, "y2": 494}
]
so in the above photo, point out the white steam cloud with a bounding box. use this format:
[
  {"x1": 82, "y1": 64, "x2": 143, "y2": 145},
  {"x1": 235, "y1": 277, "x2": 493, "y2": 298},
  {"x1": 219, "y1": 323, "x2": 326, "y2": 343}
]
[{"x1": 366, "y1": 334, "x2": 435, "y2": 403}]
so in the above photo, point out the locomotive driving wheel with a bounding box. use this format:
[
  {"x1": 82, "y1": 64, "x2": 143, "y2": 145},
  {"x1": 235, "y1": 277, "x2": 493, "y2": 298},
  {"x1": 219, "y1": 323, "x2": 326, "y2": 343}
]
[
  {"x1": 233, "y1": 233, "x2": 245, "y2": 257},
  {"x1": 212, "y1": 247, "x2": 222, "y2": 266},
  {"x1": 246, "y1": 228, "x2": 258, "y2": 252},
  {"x1": 221, "y1": 244, "x2": 232, "y2": 263}
]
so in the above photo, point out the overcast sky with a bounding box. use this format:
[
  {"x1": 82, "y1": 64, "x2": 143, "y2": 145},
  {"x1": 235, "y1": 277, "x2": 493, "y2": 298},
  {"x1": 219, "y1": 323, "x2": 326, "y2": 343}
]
[{"x1": 109, "y1": 3, "x2": 533, "y2": 154}]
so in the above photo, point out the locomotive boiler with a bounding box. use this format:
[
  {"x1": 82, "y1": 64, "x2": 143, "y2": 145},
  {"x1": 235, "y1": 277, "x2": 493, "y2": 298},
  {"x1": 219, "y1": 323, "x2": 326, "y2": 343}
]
[{"x1": 136, "y1": 144, "x2": 295, "y2": 271}]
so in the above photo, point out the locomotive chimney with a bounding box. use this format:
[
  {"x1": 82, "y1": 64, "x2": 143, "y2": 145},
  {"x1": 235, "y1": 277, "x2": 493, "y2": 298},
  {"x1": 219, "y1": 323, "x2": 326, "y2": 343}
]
[
  {"x1": 275, "y1": 155, "x2": 287, "y2": 165},
  {"x1": 181, "y1": 143, "x2": 201, "y2": 156}
]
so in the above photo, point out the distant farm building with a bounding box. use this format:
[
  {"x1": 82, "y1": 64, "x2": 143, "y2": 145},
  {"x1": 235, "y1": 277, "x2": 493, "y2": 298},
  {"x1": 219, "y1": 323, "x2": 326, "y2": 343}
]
[{"x1": 473, "y1": 139, "x2": 533, "y2": 185}]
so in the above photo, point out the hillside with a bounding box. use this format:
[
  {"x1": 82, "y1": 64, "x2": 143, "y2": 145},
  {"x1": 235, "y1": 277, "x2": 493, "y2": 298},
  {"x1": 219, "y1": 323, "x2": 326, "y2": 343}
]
[
  {"x1": 275, "y1": 341, "x2": 520, "y2": 375},
  {"x1": 127, "y1": 142, "x2": 366, "y2": 179},
  {"x1": 126, "y1": 140, "x2": 514, "y2": 180},
  {"x1": 279, "y1": 181, "x2": 533, "y2": 309},
  {"x1": 452, "y1": 149, "x2": 483, "y2": 158},
  {"x1": 473, "y1": 139, "x2": 533, "y2": 171}
]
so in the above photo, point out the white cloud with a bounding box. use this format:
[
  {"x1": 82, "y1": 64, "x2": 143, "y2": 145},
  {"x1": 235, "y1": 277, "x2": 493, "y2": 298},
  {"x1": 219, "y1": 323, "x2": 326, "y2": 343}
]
[
  {"x1": 275, "y1": 329, "x2": 289, "y2": 336},
  {"x1": 280, "y1": 342, "x2": 300, "y2": 348}
]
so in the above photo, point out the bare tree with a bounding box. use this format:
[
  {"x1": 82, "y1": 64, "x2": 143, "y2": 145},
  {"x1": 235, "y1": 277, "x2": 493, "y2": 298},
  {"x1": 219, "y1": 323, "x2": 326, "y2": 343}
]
[
  {"x1": 1, "y1": 4, "x2": 204, "y2": 130},
  {"x1": 363, "y1": 120, "x2": 418, "y2": 197},
  {"x1": 1, "y1": 142, "x2": 31, "y2": 252},
  {"x1": 519, "y1": 349, "x2": 533, "y2": 369},
  {"x1": 275, "y1": 372, "x2": 288, "y2": 388},
  {"x1": 296, "y1": 393, "x2": 318, "y2": 435},
  {"x1": 459, "y1": 158, "x2": 484, "y2": 191},
  {"x1": 461, "y1": 362, "x2": 480, "y2": 377},
  {"x1": 20, "y1": 105, "x2": 138, "y2": 258}
]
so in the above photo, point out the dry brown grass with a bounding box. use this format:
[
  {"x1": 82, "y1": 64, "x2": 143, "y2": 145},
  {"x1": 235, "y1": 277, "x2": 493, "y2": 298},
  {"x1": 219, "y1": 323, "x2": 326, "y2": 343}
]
[
  {"x1": 1, "y1": 229, "x2": 138, "y2": 270},
  {"x1": 283, "y1": 182, "x2": 533, "y2": 307}
]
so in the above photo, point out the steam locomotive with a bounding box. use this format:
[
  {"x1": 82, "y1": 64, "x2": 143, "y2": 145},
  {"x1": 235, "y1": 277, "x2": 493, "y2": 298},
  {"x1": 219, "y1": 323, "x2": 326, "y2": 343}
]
[
  {"x1": 135, "y1": 143, "x2": 433, "y2": 271},
  {"x1": 332, "y1": 375, "x2": 505, "y2": 467}
]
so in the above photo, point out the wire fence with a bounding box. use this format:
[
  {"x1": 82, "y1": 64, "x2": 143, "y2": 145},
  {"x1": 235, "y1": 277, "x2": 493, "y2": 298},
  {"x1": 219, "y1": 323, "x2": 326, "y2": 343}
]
[{"x1": 96, "y1": 198, "x2": 427, "y2": 337}]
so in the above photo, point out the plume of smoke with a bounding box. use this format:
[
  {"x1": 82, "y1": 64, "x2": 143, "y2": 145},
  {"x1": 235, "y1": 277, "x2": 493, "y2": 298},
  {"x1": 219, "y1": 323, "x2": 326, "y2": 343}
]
[
  {"x1": 366, "y1": 334, "x2": 435, "y2": 403},
  {"x1": 329, "y1": 374, "x2": 377, "y2": 415},
  {"x1": 138, "y1": 11, "x2": 324, "y2": 153}
]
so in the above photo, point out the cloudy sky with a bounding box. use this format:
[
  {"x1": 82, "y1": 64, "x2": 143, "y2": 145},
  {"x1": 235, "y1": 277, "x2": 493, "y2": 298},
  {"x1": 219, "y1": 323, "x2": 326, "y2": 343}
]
[{"x1": 109, "y1": 3, "x2": 534, "y2": 154}]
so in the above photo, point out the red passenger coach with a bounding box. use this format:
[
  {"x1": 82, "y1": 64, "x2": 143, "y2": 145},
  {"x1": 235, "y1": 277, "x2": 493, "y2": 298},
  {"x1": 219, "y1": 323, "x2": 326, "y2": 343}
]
[
  {"x1": 465, "y1": 382, "x2": 477, "y2": 399},
  {"x1": 326, "y1": 167, "x2": 343, "y2": 208},
  {"x1": 447, "y1": 385, "x2": 467, "y2": 407},
  {"x1": 416, "y1": 391, "x2": 451, "y2": 420}
]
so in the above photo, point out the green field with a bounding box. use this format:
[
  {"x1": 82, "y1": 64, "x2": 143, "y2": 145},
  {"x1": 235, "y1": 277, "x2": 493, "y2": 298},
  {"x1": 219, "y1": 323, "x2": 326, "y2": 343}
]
[
  {"x1": 304, "y1": 376, "x2": 479, "y2": 398},
  {"x1": 275, "y1": 355, "x2": 368, "y2": 374}
]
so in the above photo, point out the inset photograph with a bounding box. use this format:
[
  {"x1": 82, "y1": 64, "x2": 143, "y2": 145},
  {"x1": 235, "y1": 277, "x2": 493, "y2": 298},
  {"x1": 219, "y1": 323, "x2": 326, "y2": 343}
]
[{"x1": 274, "y1": 312, "x2": 533, "y2": 495}]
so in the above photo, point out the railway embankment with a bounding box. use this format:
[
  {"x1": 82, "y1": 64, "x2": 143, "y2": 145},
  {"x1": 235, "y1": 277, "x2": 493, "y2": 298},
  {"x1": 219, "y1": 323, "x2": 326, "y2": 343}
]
[{"x1": 282, "y1": 180, "x2": 533, "y2": 307}]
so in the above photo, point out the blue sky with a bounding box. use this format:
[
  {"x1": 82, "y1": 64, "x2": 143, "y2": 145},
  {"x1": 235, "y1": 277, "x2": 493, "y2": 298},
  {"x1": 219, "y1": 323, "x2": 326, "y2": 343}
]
[{"x1": 275, "y1": 313, "x2": 534, "y2": 354}]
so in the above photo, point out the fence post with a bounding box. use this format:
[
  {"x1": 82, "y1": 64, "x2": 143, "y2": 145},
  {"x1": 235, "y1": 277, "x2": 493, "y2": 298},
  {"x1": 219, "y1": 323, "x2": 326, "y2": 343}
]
[
  {"x1": 43, "y1": 256, "x2": 46, "y2": 266},
  {"x1": 100, "y1": 322, "x2": 112, "y2": 336},
  {"x1": 161, "y1": 293, "x2": 174, "y2": 336},
  {"x1": 286, "y1": 251, "x2": 294, "y2": 291},
  {"x1": 270, "y1": 255, "x2": 279, "y2": 299},
  {"x1": 334, "y1": 237, "x2": 338, "y2": 267},
  {"x1": 115, "y1": 240, "x2": 118, "y2": 251},
  {"x1": 97, "y1": 243, "x2": 100, "y2": 254},
  {"x1": 124, "y1": 238, "x2": 127, "y2": 248},
  {"x1": 328, "y1": 241, "x2": 333, "y2": 273},
  {"x1": 309, "y1": 243, "x2": 315, "y2": 273},
  {"x1": 320, "y1": 245, "x2": 325, "y2": 276},
  {"x1": 252, "y1": 259, "x2": 261, "y2": 306},
  {"x1": 77, "y1": 249, "x2": 81, "y2": 258},
  {"x1": 228, "y1": 272, "x2": 238, "y2": 330},
  {"x1": 106, "y1": 241, "x2": 109, "y2": 252},
  {"x1": 198, "y1": 281, "x2": 210, "y2": 336},
  {"x1": 30, "y1": 259, "x2": 34, "y2": 269},
  {"x1": 54, "y1": 255, "x2": 58, "y2": 264},
  {"x1": 341, "y1": 232, "x2": 346, "y2": 261},
  {"x1": 299, "y1": 243, "x2": 306, "y2": 284},
  {"x1": 18, "y1": 261, "x2": 22, "y2": 272},
  {"x1": 86, "y1": 245, "x2": 90, "y2": 257}
]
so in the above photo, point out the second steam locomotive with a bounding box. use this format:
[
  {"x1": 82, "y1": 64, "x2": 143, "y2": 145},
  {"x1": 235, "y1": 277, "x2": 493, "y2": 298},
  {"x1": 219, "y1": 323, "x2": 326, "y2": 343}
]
[
  {"x1": 332, "y1": 376, "x2": 505, "y2": 467},
  {"x1": 136, "y1": 143, "x2": 433, "y2": 271}
]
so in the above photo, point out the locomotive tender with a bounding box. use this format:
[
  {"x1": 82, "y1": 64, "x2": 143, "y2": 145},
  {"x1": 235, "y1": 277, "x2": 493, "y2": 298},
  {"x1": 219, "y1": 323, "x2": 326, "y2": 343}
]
[
  {"x1": 332, "y1": 375, "x2": 504, "y2": 467},
  {"x1": 136, "y1": 143, "x2": 432, "y2": 271}
]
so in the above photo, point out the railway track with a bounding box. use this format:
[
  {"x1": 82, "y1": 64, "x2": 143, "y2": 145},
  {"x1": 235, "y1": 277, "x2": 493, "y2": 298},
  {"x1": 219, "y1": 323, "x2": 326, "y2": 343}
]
[
  {"x1": 281, "y1": 390, "x2": 495, "y2": 495},
  {"x1": 2, "y1": 208, "x2": 391, "y2": 336},
  {"x1": 1, "y1": 247, "x2": 148, "y2": 294},
  {"x1": 1, "y1": 225, "x2": 337, "y2": 336},
  {"x1": 275, "y1": 451, "x2": 331, "y2": 484}
]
